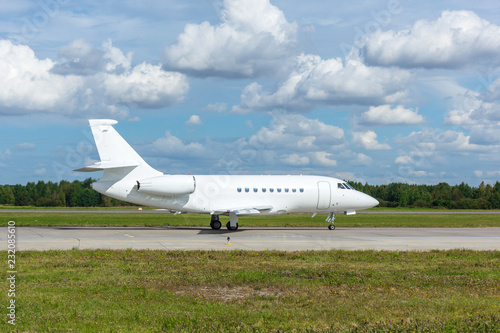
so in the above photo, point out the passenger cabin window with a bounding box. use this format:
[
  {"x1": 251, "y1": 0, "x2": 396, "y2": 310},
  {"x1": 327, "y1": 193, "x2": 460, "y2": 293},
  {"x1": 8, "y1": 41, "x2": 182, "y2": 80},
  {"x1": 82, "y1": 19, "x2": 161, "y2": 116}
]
[{"x1": 232, "y1": 186, "x2": 307, "y2": 194}]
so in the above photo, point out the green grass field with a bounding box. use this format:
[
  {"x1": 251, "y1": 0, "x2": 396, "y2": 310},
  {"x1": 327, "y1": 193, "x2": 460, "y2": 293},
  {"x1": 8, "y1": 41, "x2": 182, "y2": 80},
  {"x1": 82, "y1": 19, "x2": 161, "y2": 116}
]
[
  {"x1": 1, "y1": 211, "x2": 499, "y2": 228},
  {"x1": 1, "y1": 250, "x2": 498, "y2": 332}
]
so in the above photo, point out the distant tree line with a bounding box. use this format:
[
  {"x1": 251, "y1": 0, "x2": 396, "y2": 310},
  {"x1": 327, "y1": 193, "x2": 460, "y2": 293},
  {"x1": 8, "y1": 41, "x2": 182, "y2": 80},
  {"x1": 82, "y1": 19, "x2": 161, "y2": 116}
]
[
  {"x1": 0, "y1": 178, "x2": 499, "y2": 209},
  {"x1": 348, "y1": 181, "x2": 500, "y2": 209},
  {"x1": 0, "y1": 178, "x2": 131, "y2": 207}
]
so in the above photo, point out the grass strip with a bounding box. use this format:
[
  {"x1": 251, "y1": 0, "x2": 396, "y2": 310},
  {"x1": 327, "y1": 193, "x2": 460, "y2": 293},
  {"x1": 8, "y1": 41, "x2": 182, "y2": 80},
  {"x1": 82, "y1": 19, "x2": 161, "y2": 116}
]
[
  {"x1": 1, "y1": 249, "x2": 499, "y2": 332},
  {"x1": 1, "y1": 212, "x2": 499, "y2": 228}
]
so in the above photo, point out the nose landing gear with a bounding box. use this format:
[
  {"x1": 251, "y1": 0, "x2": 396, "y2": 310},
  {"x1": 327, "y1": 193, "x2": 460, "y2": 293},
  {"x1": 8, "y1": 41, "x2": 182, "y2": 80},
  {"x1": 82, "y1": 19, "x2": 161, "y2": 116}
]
[{"x1": 326, "y1": 212, "x2": 335, "y2": 230}]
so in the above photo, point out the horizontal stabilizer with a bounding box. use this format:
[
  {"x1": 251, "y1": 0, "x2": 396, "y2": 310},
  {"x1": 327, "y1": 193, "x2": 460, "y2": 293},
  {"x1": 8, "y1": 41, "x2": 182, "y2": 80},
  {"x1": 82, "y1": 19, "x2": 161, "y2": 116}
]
[{"x1": 74, "y1": 161, "x2": 139, "y2": 172}]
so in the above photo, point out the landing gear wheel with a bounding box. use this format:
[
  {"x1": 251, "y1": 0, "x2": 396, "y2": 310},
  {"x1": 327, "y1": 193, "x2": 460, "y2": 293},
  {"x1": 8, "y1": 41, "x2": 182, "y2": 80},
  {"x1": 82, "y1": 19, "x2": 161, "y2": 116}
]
[
  {"x1": 328, "y1": 224, "x2": 335, "y2": 230},
  {"x1": 226, "y1": 222, "x2": 239, "y2": 231},
  {"x1": 210, "y1": 215, "x2": 222, "y2": 230},
  {"x1": 210, "y1": 220, "x2": 222, "y2": 230}
]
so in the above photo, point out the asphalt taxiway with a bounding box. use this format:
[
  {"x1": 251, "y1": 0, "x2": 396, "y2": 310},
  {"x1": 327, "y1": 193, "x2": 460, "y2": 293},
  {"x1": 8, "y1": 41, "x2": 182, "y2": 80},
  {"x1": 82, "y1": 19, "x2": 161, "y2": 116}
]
[{"x1": 3, "y1": 227, "x2": 499, "y2": 251}]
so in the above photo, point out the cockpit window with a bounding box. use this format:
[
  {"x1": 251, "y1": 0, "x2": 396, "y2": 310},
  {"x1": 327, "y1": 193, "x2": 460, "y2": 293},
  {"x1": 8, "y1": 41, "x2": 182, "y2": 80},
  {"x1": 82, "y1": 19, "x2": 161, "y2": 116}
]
[{"x1": 338, "y1": 183, "x2": 355, "y2": 190}]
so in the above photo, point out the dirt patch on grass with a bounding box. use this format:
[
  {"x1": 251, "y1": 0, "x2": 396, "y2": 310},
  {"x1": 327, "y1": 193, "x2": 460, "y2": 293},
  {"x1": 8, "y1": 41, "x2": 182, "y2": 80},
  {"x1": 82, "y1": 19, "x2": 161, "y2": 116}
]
[{"x1": 175, "y1": 286, "x2": 286, "y2": 302}]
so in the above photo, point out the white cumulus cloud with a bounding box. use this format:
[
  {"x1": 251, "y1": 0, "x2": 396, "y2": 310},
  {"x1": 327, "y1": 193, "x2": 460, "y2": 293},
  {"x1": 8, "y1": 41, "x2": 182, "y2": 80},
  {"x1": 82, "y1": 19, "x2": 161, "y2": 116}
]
[
  {"x1": 357, "y1": 105, "x2": 425, "y2": 126},
  {"x1": 362, "y1": 10, "x2": 500, "y2": 69},
  {"x1": 391, "y1": 128, "x2": 499, "y2": 181},
  {"x1": 280, "y1": 153, "x2": 309, "y2": 166},
  {"x1": 394, "y1": 129, "x2": 490, "y2": 170},
  {"x1": 352, "y1": 131, "x2": 391, "y2": 150},
  {"x1": 0, "y1": 39, "x2": 83, "y2": 113},
  {"x1": 104, "y1": 62, "x2": 189, "y2": 108},
  {"x1": 311, "y1": 151, "x2": 337, "y2": 167},
  {"x1": 248, "y1": 113, "x2": 345, "y2": 151},
  {"x1": 0, "y1": 39, "x2": 189, "y2": 115},
  {"x1": 52, "y1": 39, "x2": 133, "y2": 76},
  {"x1": 353, "y1": 153, "x2": 372, "y2": 166},
  {"x1": 151, "y1": 131, "x2": 205, "y2": 158},
  {"x1": 445, "y1": 77, "x2": 500, "y2": 145},
  {"x1": 232, "y1": 54, "x2": 412, "y2": 113},
  {"x1": 163, "y1": 0, "x2": 297, "y2": 78},
  {"x1": 186, "y1": 115, "x2": 202, "y2": 126}
]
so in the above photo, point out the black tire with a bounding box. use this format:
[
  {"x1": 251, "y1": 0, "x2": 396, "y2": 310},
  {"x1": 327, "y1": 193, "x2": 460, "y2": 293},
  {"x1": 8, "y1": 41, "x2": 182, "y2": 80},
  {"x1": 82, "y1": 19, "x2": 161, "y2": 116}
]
[
  {"x1": 212, "y1": 220, "x2": 222, "y2": 230},
  {"x1": 328, "y1": 224, "x2": 335, "y2": 230}
]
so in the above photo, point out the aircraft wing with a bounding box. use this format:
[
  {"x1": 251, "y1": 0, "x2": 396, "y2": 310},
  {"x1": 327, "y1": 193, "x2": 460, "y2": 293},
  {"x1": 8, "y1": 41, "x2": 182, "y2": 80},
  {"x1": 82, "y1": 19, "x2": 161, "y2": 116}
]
[{"x1": 211, "y1": 205, "x2": 273, "y2": 215}]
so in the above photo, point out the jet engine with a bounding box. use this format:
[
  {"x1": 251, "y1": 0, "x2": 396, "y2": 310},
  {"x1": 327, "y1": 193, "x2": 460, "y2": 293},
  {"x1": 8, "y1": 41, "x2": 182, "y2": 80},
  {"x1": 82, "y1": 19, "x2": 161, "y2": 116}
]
[{"x1": 137, "y1": 175, "x2": 195, "y2": 196}]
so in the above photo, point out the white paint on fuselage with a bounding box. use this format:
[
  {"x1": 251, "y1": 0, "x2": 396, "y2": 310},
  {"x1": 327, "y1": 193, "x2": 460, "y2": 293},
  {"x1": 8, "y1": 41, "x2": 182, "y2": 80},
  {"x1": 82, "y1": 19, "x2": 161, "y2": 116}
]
[{"x1": 93, "y1": 174, "x2": 378, "y2": 216}]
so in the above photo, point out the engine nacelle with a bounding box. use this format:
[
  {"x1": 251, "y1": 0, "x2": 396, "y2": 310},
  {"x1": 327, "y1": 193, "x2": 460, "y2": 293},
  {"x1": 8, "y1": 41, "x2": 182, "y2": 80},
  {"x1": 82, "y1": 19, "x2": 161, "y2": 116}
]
[{"x1": 137, "y1": 175, "x2": 196, "y2": 196}]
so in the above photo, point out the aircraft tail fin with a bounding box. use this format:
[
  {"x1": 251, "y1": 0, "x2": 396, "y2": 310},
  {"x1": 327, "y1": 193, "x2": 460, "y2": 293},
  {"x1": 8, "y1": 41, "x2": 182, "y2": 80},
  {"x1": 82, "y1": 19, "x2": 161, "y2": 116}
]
[{"x1": 75, "y1": 119, "x2": 162, "y2": 180}]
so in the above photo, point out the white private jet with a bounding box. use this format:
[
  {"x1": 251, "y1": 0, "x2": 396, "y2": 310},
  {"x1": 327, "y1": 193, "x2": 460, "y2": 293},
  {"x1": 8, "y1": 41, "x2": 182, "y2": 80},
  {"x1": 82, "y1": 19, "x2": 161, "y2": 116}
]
[{"x1": 76, "y1": 119, "x2": 379, "y2": 230}]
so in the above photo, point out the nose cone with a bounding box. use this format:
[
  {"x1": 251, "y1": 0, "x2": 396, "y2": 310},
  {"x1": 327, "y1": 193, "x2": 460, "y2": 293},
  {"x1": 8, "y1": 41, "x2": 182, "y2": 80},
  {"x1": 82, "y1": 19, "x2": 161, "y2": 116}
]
[{"x1": 357, "y1": 193, "x2": 379, "y2": 210}]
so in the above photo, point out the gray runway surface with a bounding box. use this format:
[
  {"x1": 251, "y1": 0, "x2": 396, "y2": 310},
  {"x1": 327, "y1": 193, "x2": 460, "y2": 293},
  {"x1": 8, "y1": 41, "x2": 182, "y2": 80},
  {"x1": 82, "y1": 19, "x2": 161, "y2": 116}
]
[{"x1": 2, "y1": 227, "x2": 499, "y2": 251}]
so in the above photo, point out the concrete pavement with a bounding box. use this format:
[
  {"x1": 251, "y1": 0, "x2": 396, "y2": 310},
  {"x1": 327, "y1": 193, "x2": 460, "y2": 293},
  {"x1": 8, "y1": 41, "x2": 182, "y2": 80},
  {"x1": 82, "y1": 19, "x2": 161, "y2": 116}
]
[{"x1": 2, "y1": 226, "x2": 499, "y2": 251}]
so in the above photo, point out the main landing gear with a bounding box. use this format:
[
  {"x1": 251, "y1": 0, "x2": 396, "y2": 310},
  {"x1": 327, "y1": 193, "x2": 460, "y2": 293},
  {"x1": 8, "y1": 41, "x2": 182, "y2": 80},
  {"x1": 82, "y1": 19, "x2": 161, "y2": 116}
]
[
  {"x1": 326, "y1": 212, "x2": 336, "y2": 230},
  {"x1": 210, "y1": 214, "x2": 239, "y2": 230},
  {"x1": 210, "y1": 215, "x2": 222, "y2": 230}
]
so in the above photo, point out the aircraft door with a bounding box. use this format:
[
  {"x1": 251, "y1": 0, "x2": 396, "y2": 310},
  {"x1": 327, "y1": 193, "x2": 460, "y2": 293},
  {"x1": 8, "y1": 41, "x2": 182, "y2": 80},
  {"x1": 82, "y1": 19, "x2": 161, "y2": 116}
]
[{"x1": 317, "y1": 181, "x2": 331, "y2": 210}]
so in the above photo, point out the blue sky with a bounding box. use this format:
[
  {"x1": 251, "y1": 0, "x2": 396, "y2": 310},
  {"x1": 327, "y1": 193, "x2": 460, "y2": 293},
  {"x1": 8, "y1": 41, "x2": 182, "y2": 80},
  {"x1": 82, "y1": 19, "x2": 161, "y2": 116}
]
[{"x1": 1, "y1": 0, "x2": 500, "y2": 185}]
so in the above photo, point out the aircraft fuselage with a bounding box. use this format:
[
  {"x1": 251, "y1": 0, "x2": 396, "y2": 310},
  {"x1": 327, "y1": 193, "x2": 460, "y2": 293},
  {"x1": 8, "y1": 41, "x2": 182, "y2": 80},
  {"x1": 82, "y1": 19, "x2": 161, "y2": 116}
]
[{"x1": 92, "y1": 174, "x2": 378, "y2": 216}]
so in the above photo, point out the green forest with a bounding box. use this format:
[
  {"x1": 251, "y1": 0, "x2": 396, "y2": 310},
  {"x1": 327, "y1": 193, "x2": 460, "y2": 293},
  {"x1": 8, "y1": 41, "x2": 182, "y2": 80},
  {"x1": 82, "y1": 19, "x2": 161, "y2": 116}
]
[
  {"x1": 349, "y1": 181, "x2": 500, "y2": 209},
  {"x1": 0, "y1": 178, "x2": 499, "y2": 209}
]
